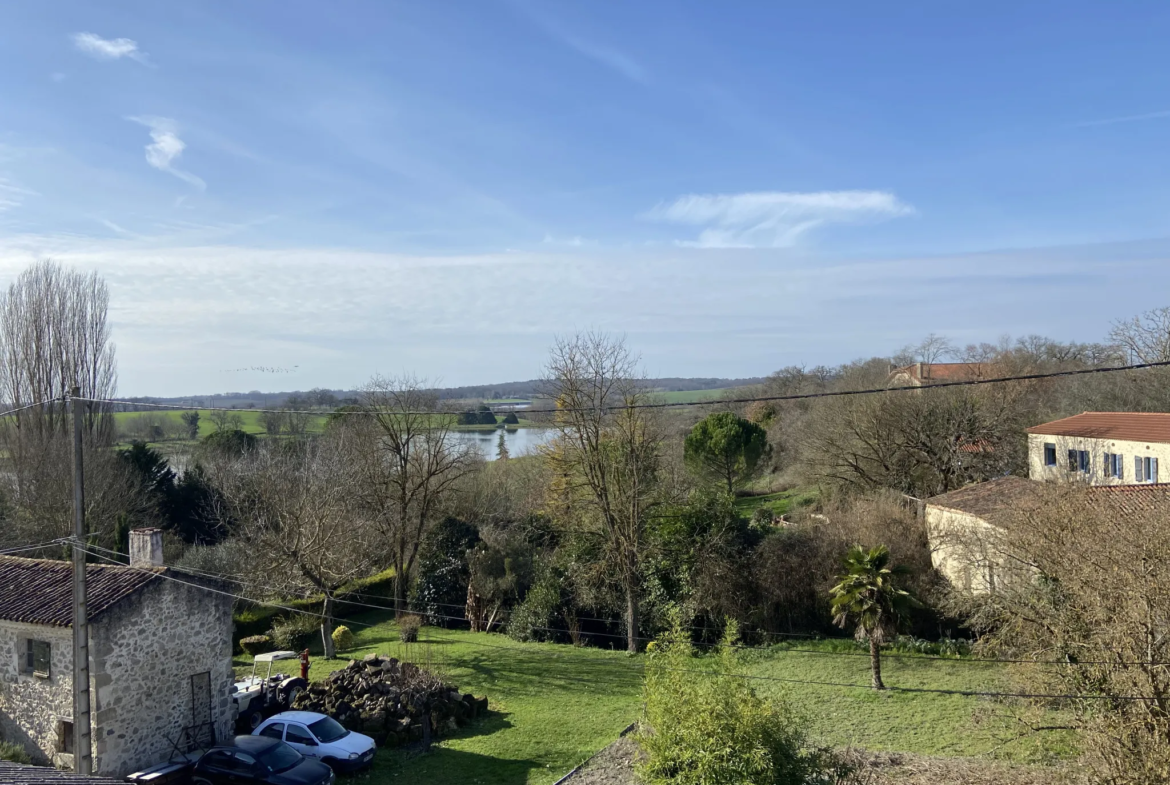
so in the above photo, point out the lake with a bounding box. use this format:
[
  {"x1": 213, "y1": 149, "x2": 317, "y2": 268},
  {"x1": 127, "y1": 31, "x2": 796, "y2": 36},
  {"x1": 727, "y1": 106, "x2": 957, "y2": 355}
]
[{"x1": 449, "y1": 427, "x2": 556, "y2": 461}]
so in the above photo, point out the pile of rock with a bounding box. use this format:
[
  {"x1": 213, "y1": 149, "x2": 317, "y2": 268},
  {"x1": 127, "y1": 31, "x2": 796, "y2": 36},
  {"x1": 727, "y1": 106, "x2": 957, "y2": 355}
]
[{"x1": 290, "y1": 652, "x2": 489, "y2": 747}]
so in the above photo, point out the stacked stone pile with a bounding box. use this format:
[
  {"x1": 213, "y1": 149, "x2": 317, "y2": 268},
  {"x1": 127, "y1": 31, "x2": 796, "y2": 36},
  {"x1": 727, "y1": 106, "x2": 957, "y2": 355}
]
[{"x1": 290, "y1": 652, "x2": 489, "y2": 747}]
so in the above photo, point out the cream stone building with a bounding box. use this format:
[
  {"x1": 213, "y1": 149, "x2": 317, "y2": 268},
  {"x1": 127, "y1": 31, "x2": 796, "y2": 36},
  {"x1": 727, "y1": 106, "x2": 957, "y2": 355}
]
[
  {"x1": 927, "y1": 412, "x2": 1170, "y2": 593},
  {"x1": 885, "y1": 362, "x2": 996, "y2": 388},
  {"x1": 0, "y1": 530, "x2": 235, "y2": 776},
  {"x1": 1026, "y1": 412, "x2": 1170, "y2": 485}
]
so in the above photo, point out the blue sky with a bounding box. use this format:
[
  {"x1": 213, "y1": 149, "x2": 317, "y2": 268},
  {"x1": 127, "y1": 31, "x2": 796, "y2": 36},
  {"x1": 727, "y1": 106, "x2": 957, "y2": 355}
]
[{"x1": 1, "y1": 2, "x2": 1169, "y2": 395}]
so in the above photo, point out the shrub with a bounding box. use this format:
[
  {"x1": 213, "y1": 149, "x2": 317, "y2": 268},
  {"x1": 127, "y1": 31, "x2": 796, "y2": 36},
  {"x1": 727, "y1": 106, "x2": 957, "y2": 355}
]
[
  {"x1": 0, "y1": 741, "x2": 31, "y2": 764},
  {"x1": 398, "y1": 614, "x2": 422, "y2": 643},
  {"x1": 270, "y1": 614, "x2": 320, "y2": 652},
  {"x1": 637, "y1": 611, "x2": 831, "y2": 785},
  {"x1": 505, "y1": 568, "x2": 561, "y2": 642},
  {"x1": 502, "y1": 412, "x2": 520, "y2": 425},
  {"x1": 331, "y1": 625, "x2": 355, "y2": 653},
  {"x1": 239, "y1": 635, "x2": 273, "y2": 656}
]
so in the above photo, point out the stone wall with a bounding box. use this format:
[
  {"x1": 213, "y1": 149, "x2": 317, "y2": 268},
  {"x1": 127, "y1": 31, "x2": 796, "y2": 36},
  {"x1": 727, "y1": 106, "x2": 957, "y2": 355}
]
[
  {"x1": 925, "y1": 506, "x2": 1032, "y2": 594},
  {"x1": 90, "y1": 577, "x2": 235, "y2": 777},
  {"x1": 0, "y1": 620, "x2": 75, "y2": 767}
]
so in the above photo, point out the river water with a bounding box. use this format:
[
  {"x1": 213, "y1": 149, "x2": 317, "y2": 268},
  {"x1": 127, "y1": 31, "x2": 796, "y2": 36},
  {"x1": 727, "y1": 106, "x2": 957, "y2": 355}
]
[{"x1": 448, "y1": 427, "x2": 556, "y2": 461}]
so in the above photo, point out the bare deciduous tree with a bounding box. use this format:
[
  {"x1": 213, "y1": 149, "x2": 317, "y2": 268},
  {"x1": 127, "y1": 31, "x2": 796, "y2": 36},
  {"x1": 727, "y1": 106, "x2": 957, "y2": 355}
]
[
  {"x1": 338, "y1": 376, "x2": 476, "y2": 614},
  {"x1": 0, "y1": 260, "x2": 117, "y2": 442},
  {"x1": 220, "y1": 435, "x2": 381, "y2": 658},
  {"x1": 543, "y1": 332, "x2": 662, "y2": 653},
  {"x1": 1109, "y1": 305, "x2": 1170, "y2": 364}
]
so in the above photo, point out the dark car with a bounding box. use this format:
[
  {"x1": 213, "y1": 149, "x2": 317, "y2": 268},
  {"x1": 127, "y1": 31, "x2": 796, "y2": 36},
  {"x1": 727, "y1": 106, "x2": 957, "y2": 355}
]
[{"x1": 192, "y1": 736, "x2": 335, "y2": 785}]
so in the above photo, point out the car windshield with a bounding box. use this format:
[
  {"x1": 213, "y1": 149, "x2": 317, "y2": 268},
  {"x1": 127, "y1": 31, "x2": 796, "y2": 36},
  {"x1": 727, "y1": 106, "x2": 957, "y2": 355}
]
[
  {"x1": 308, "y1": 716, "x2": 349, "y2": 743},
  {"x1": 256, "y1": 742, "x2": 303, "y2": 773}
]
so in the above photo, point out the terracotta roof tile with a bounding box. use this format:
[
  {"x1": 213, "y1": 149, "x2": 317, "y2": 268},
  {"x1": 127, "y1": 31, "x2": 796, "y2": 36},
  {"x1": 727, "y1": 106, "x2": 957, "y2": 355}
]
[
  {"x1": 1026, "y1": 412, "x2": 1170, "y2": 444},
  {"x1": 1086, "y1": 483, "x2": 1170, "y2": 515},
  {"x1": 0, "y1": 556, "x2": 162, "y2": 627},
  {"x1": 925, "y1": 476, "x2": 1040, "y2": 525}
]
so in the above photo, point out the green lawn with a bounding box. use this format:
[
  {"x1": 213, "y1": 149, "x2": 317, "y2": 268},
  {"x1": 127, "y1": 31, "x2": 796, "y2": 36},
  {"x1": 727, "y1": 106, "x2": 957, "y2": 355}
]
[
  {"x1": 735, "y1": 487, "x2": 820, "y2": 517},
  {"x1": 113, "y1": 409, "x2": 328, "y2": 439},
  {"x1": 654, "y1": 388, "x2": 738, "y2": 404},
  {"x1": 237, "y1": 614, "x2": 1072, "y2": 785}
]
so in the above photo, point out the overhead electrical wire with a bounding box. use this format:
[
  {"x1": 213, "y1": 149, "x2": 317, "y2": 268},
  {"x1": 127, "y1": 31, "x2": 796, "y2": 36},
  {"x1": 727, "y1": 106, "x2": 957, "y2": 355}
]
[
  {"x1": 74, "y1": 541, "x2": 1167, "y2": 704},
  {"x1": 69, "y1": 358, "x2": 1170, "y2": 418},
  {"x1": 74, "y1": 541, "x2": 1170, "y2": 669}
]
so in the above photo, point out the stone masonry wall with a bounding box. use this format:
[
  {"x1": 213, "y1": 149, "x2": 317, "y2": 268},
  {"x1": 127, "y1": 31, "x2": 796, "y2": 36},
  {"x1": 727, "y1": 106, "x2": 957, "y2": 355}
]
[
  {"x1": 0, "y1": 620, "x2": 75, "y2": 766},
  {"x1": 90, "y1": 577, "x2": 235, "y2": 777}
]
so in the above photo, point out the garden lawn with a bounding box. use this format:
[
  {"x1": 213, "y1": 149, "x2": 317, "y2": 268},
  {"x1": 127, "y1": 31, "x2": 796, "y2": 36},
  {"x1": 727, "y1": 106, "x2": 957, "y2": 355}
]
[
  {"x1": 735, "y1": 487, "x2": 819, "y2": 517},
  {"x1": 236, "y1": 615, "x2": 1073, "y2": 785}
]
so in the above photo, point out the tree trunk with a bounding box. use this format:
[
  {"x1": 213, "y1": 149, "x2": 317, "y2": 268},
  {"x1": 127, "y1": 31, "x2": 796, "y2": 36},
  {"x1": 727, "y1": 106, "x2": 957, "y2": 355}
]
[
  {"x1": 869, "y1": 635, "x2": 885, "y2": 690},
  {"x1": 394, "y1": 555, "x2": 406, "y2": 616},
  {"x1": 321, "y1": 593, "x2": 336, "y2": 659},
  {"x1": 626, "y1": 584, "x2": 639, "y2": 654}
]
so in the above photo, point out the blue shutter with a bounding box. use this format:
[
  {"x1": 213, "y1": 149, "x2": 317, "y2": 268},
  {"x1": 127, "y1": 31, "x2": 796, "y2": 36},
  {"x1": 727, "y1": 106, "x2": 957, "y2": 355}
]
[
  {"x1": 1118, "y1": 454, "x2": 1124, "y2": 480},
  {"x1": 1153, "y1": 458, "x2": 1160, "y2": 484},
  {"x1": 1137, "y1": 456, "x2": 1144, "y2": 482}
]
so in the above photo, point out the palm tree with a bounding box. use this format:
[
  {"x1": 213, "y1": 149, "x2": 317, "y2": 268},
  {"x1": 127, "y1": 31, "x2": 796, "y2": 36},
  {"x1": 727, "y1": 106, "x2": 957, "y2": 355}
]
[{"x1": 829, "y1": 544, "x2": 917, "y2": 690}]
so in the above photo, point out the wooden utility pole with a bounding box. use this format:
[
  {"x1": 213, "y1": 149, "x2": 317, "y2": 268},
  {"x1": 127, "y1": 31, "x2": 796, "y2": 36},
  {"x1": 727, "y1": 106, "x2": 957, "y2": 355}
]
[{"x1": 70, "y1": 386, "x2": 92, "y2": 775}]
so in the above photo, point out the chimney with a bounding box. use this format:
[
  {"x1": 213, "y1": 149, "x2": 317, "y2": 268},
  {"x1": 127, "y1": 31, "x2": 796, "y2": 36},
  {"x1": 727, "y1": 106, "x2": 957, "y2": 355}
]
[{"x1": 129, "y1": 528, "x2": 164, "y2": 568}]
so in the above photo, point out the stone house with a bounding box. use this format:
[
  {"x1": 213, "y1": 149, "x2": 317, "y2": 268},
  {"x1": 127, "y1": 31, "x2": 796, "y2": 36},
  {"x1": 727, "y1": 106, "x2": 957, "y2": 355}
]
[
  {"x1": 1026, "y1": 411, "x2": 1170, "y2": 485},
  {"x1": 0, "y1": 530, "x2": 235, "y2": 776},
  {"x1": 927, "y1": 467, "x2": 1170, "y2": 594},
  {"x1": 885, "y1": 362, "x2": 996, "y2": 388}
]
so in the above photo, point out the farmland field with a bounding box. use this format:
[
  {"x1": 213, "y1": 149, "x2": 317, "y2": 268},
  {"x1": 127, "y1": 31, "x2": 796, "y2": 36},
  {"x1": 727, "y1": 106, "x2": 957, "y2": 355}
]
[
  {"x1": 237, "y1": 613, "x2": 1073, "y2": 785},
  {"x1": 654, "y1": 387, "x2": 739, "y2": 404}
]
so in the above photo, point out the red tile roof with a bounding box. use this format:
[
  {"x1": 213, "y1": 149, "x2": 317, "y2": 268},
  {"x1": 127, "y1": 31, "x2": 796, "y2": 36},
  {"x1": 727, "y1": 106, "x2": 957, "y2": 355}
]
[
  {"x1": 1086, "y1": 483, "x2": 1170, "y2": 514},
  {"x1": 924, "y1": 476, "x2": 1040, "y2": 525},
  {"x1": 1026, "y1": 412, "x2": 1170, "y2": 444},
  {"x1": 887, "y1": 362, "x2": 997, "y2": 386},
  {"x1": 0, "y1": 556, "x2": 163, "y2": 627}
]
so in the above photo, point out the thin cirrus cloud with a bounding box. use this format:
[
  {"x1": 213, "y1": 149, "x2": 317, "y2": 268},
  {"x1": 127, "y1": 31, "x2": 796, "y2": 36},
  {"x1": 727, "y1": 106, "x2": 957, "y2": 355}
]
[
  {"x1": 128, "y1": 117, "x2": 206, "y2": 190},
  {"x1": 71, "y1": 32, "x2": 149, "y2": 64},
  {"x1": 563, "y1": 36, "x2": 649, "y2": 84},
  {"x1": 645, "y1": 190, "x2": 915, "y2": 248}
]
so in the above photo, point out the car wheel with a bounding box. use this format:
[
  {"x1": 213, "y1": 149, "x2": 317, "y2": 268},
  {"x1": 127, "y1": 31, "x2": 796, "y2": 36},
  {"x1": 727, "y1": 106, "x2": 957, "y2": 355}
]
[{"x1": 321, "y1": 758, "x2": 339, "y2": 772}]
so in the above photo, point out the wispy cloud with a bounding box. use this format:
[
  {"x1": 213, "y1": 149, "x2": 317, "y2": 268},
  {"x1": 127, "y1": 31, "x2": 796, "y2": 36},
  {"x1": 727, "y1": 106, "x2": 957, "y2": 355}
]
[
  {"x1": 0, "y1": 177, "x2": 36, "y2": 213},
  {"x1": 1077, "y1": 109, "x2": 1170, "y2": 128},
  {"x1": 562, "y1": 37, "x2": 649, "y2": 84},
  {"x1": 71, "y1": 32, "x2": 149, "y2": 64},
  {"x1": 645, "y1": 190, "x2": 915, "y2": 248},
  {"x1": 128, "y1": 117, "x2": 206, "y2": 190}
]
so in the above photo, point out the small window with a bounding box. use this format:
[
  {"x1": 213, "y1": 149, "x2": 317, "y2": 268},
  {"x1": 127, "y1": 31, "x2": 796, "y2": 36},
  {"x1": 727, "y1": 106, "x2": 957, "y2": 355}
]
[
  {"x1": 286, "y1": 725, "x2": 315, "y2": 745},
  {"x1": 1079, "y1": 450, "x2": 1091, "y2": 474},
  {"x1": 1044, "y1": 443, "x2": 1056, "y2": 466},
  {"x1": 1068, "y1": 449, "x2": 1078, "y2": 472},
  {"x1": 59, "y1": 721, "x2": 73, "y2": 754},
  {"x1": 1115, "y1": 453, "x2": 1124, "y2": 480},
  {"x1": 1143, "y1": 456, "x2": 1159, "y2": 484},
  {"x1": 24, "y1": 639, "x2": 50, "y2": 677},
  {"x1": 259, "y1": 722, "x2": 285, "y2": 740}
]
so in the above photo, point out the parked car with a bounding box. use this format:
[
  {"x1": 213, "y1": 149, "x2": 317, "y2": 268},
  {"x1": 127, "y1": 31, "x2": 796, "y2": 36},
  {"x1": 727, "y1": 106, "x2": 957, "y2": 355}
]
[
  {"x1": 255, "y1": 711, "x2": 377, "y2": 772},
  {"x1": 191, "y1": 735, "x2": 334, "y2": 785}
]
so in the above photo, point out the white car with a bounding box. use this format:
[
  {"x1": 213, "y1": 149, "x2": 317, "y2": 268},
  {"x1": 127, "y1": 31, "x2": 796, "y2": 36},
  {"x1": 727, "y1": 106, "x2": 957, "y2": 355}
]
[{"x1": 254, "y1": 712, "x2": 376, "y2": 772}]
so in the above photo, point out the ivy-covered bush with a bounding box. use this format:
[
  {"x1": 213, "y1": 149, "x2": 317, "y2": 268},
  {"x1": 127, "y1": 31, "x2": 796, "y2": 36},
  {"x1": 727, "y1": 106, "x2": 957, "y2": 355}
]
[
  {"x1": 239, "y1": 634, "x2": 273, "y2": 656},
  {"x1": 0, "y1": 741, "x2": 31, "y2": 764},
  {"x1": 270, "y1": 614, "x2": 320, "y2": 652}
]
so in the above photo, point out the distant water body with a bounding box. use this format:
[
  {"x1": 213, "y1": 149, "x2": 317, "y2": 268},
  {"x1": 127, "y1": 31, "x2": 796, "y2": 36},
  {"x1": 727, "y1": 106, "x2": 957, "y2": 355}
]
[{"x1": 447, "y1": 427, "x2": 556, "y2": 460}]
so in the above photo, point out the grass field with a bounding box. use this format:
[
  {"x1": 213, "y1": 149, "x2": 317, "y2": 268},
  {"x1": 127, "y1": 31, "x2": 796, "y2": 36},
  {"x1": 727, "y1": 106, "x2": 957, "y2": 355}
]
[
  {"x1": 735, "y1": 487, "x2": 820, "y2": 517},
  {"x1": 654, "y1": 388, "x2": 737, "y2": 404},
  {"x1": 112, "y1": 409, "x2": 545, "y2": 443},
  {"x1": 237, "y1": 613, "x2": 1073, "y2": 785}
]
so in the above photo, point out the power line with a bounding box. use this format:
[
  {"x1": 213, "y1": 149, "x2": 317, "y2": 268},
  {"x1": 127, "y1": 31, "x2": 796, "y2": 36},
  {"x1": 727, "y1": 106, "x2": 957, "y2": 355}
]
[
  {"x1": 73, "y1": 543, "x2": 1164, "y2": 703},
  {"x1": 73, "y1": 358, "x2": 1170, "y2": 418},
  {"x1": 77, "y1": 542, "x2": 1169, "y2": 669}
]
